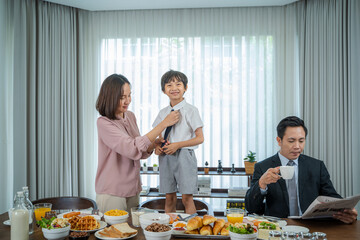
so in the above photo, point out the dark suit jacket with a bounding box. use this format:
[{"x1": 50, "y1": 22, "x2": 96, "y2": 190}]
[{"x1": 245, "y1": 153, "x2": 341, "y2": 218}]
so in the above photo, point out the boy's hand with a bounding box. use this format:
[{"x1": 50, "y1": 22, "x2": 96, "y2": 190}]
[{"x1": 163, "y1": 143, "x2": 180, "y2": 155}]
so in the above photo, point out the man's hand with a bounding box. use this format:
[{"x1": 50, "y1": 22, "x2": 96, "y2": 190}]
[
  {"x1": 333, "y1": 208, "x2": 358, "y2": 224},
  {"x1": 163, "y1": 142, "x2": 180, "y2": 155},
  {"x1": 258, "y1": 167, "x2": 281, "y2": 189}
]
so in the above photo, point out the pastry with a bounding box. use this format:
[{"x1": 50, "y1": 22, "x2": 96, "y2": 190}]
[
  {"x1": 200, "y1": 225, "x2": 213, "y2": 235},
  {"x1": 185, "y1": 229, "x2": 199, "y2": 234},
  {"x1": 75, "y1": 216, "x2": 100, "y2": 230},
  {"x1": 186, "y1": 216, "x2": 203, "y2": 230},
  {"x1": 202, "y1": 214, "x2": 217, "y2": 225},
  {"x1": 220, "y1": 226, "x2": 229, "y2": 236},
  {"x1": 213, "y1": 218, "x2": 225, "y2": 235}
]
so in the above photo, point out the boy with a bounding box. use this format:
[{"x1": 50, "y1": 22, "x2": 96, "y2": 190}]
[{"x1": 152, "y1": 70, "x2": 204, "y2": 214}]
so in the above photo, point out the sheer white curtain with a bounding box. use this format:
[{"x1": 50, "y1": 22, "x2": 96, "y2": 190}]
[{"x1": 81, "y1": 7, "x2": 300, "y2": 209}]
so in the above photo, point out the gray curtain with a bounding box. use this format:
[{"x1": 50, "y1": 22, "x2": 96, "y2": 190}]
[{"x1": 298, "y1": 0, "x2": 360, "y2": 215}]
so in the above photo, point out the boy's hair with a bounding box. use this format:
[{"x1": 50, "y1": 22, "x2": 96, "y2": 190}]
[
  {"x1": 161, "y1": 70, "x2": 188, "y2": 91},
  {"x1": 277, "y1": 116, "x2": 308, "y2": 139},
  {"x1": 96, "y1": 74, "x2": 130, "y2": 120}
]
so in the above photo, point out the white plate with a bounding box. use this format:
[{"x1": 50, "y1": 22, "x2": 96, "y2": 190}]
[
  {"x1": 94, "y1": 230, "x2": 137, "y2": 239},
  {"x1": 71, "y1": 220, "x2": 107, "y2": 233},
  {"x1": 167, "y1": 213, "x2": 191, "y2": 222},
  {"x1": 58, "y1": 210, "x2": 103, "y2": 218},
  {"x1": 244, "y1": 216, "x2": 287, "y2": 228},
  {"x1": 282, "y1": 225, "x2": 309, "y2": 233},
  {"x1": 3, "y1": 220, "x2": 10, "y2": 226}
]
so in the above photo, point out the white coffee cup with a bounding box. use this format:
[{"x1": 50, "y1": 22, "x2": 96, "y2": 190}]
[{"x1": 280, "y1": 166, "x2": 295, "y2": 179}]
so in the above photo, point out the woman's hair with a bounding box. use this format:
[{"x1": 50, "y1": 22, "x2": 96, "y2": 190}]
[
  {"x1": 161, "y1": 70, "x2": 188, "y2": 91},
  {"x1": 277, "y1": 116, "x2": 308, "y2": 139},
  {"x1": 96, "y1": 74, "x2": 130, "y2": 119}
]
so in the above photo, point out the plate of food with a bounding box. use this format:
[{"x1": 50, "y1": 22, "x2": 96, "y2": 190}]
[
  {"x1": 68, "y1": 215, "x2": 107, "y2": 233},
  {"x1": 172, "y1": 215, "x2": 230, "y2": 239},
  {"x1": 58, "y1": 210, "x2": 103, "y2": 219},
  {"x1": 95, "y1": 222, "x2": 138, "y2": 239}
]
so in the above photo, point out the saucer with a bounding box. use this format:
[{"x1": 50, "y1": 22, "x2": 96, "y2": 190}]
[
  {"x1": 3, "y1": 220, "x2": 10, "y2": 226},
  {"x1": 282, "y1": 225, "x2": 309, "y2": 233}
]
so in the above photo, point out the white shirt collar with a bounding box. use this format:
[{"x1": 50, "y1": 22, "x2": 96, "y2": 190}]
[
  {"x1": 169, "y1": 98, "x2": 186, "y2": 111},
  {"x1": 278, "y1": 152, "x2": 299, "y2": 166}
]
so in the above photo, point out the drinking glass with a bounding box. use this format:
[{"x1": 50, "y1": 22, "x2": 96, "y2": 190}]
[
  {"x1": 34, "y1": 203, "x2": 52, "y2": 221},
  {"x1": 225, "y1": 208, "x2": 245, "y2": 224},
  {"x1": 268, "y1": 230, "x2": 283, "y2": 240},
  {"x1": 313, "y1": 232, "x2": 327, "y2": 239},
  {"x1": 131, "y1": 207, "x2": 146, "y2": 227}
]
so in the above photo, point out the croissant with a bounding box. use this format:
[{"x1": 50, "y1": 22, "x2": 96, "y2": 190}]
[
  {"x1": 200, "y1": 225, "x2": 213, "y2": 235},
  {"x1": 202, "y1": 214, "x2": 217, "y2": 225},
  {"x1": 185, "y1": 229, "x2": 199, "y2": 235},
  {"x1": 213, "y1": 219, "x2": 225, "y2": 235},
  {"x1": 220, "y1": 226, "x2": 229, "y2": 236},
  {"x1": 186, "y1": 216, "x2": 203, "y2": 231}
]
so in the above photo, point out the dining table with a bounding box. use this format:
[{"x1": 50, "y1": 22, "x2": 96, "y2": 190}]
[{"x1": 1, "y1": 211, "x2": 359, "y2": 240}]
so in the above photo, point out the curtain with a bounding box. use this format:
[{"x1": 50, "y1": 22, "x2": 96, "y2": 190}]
[
  {"x1": 298, "y1": 0, "x2": 360, "y2": 215},
  {"x1": 0, "y1": 0, "x2": 85, "y2": 213}
]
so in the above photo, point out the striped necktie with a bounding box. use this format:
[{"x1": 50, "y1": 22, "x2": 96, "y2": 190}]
[{"x1": 287, "y1": 160, "x2": 299, "y2": 216}]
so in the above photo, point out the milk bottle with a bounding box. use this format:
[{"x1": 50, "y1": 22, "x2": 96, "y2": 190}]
[
  {"x1": 22, "y1": 186, "x2": 34, "y2": 234},
  {"x1": 11, "y1": 191, "x2": 29, "y2": 240}
]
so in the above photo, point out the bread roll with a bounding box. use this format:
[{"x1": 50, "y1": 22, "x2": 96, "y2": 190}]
[
  {"x1": 220, "y1": 227, "x2": 229, "y2": 236},
  {"x1": 185, "y1": 229, "x2": 199, "y2": 235},
  {"x1": 186, "y1": 216, "x2": 203, "y2": 231},
  {"x1": 213, "y1": 219, "x2": 225, "y2": 235},
  {"x1": 202, "y1": 214, "x2": 217, "y2": 225},
  {"x1": 200, "y1": 225, "x2": 213, "y2": 235}
]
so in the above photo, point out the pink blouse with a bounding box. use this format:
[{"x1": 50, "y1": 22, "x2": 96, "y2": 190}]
[{"x1": 95, "y1": 111, "x2": 152, "y2": 197}]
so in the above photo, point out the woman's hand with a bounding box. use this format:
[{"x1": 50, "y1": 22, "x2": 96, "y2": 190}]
[{"x1": 162, "y1": 110, "x2": 180, "y2": 127}]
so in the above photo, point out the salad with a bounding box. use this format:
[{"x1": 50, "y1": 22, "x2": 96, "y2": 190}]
[
  {"x1": 228, "y1": 223, "x2": 257, "y2": 234},
  {"x1": 256, "y1": 221, "x2": 277, "y2": 230},
  {"x1": 37, "y1": 217, "x2": 70, "y2": 229}
]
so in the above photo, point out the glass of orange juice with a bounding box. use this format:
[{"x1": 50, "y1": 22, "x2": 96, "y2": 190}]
[
  {"x1": 226, "y1": 208, "x2": 245, "y2": 224},
  {"x1": 34, "y1": 203, "x2": 52, "y2": 221}
]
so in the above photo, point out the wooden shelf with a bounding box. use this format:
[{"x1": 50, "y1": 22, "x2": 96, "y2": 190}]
[
  {"x1": 140, "y1": 188, "x2": 246, "y2": 199},
  {"x1": 141, "y1": 167, "x2": 252, "y2": 177}
]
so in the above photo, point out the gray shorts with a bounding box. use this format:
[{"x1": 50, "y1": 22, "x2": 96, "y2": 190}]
[{"x1": 159, "y1": 149, "x2": 198, "y2": 194}]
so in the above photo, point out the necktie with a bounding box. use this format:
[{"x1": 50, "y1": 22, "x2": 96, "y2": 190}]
[
  {"x1": 287, "y1": 160, "x2": 299, "y2": 216},
  {"x1": 161, "y1": 109, "x2": 174, "y2": 147}
]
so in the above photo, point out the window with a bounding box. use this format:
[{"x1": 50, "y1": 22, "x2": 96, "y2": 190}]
[{"x1": 101, "y1": 35, "x2": 276, "y2": 210}]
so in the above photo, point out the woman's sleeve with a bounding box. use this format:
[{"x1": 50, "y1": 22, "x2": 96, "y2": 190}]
[{"x1": 97, "y1": 118, "x2": 151, "y2": 160}]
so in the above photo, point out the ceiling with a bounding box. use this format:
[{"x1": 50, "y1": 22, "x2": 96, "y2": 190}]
[{"x1": 43, "y1": 0, "x2": 299, "y2": 11}]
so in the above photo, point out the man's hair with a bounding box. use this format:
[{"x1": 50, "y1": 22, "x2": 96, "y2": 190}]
[
  {"x1": 161, "y1": 70, "x2": 188, "y2": 91},
  {"x1": 96, "y1": 74, "x2": 130, "y2": 120},
  {"x1": 277, "y1": 116, "x2": 308, "y2": 139}
]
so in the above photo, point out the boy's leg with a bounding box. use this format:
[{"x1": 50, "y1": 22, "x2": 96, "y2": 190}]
[
  {"x1": 182, "y1": 194, "x2": 196, "y2": 214},
  {"x1": 165, "y1": 192, "x2": 177, "y2": 213}
]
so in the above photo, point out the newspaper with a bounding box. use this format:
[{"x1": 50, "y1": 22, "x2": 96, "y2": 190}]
[{"x1": 289, "y1": 194, "x2": 360, "y2": 219}]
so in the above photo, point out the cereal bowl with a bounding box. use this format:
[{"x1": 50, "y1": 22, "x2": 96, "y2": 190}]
[
  {"x1": 143, "y1": 223, "x2": 173, "y2": 240},
  {"x1": 139, "y1": 213, "x2": 170, "y2": 229},
  {"x1": 104, "y1": 213, "x2": 129, "y2": 225},
  {"x1": 42, "y1": 225, "x2": 70, "y2": 240}
]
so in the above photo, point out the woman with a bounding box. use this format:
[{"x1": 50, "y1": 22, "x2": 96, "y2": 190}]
[{"x1": 95, "y1": 74, "x2": 179, "y2": 213}]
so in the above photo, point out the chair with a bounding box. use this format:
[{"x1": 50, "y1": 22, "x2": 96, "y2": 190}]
[
  {"x1": 139, "y1": 197, "x2": 212, "y2": 216},
  {"x1": 32, "y1": 196, "x2": 98, "y2": 212}
]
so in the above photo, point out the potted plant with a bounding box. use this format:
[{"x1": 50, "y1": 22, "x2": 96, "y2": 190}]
[
  {"x1": 204, "y1": 161, "x2": 209, "y2": 174},
  {"x1": 142, "y1": 162, "x2": 148, "y2": 172},
  {"x1": 244, "y1": 151, "x2": 257, "y2": 175},
  {"x1": 153, "y1": 163, "x2": 159, "y2": 172}
]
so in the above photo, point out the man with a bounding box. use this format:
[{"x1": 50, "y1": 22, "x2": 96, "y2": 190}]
[{"x1": 245, "y1": 116, "x2": 357, "y2": 223}]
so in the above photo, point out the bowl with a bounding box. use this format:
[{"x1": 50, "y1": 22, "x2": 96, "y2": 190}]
[
  {"x1": 139, "y1": 213, "x2": 170, "y2": 229},
  {"x1": 104, "y1": 213, "x2": 129, "y2": 225},
  {"x1": 42, "y1": 225, "x2": 70, "y2": 240},
  {"x1": 68, "y1": 231, "x2": 90, "y2": 240},
  {"x1": 172, "y1": 221, "x2": 187, "y2": 234},
  {"x1": 229, "y1": 231, "x2": 258, "y2": 240},
  {"x1": 143, "y1": 227, "x2": 173, "y2": 240}
]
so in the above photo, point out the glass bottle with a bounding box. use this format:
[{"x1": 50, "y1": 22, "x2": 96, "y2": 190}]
[
  {"x1": 204, "y1": 161, "x2": 209, "y2": 174},
  {"x1": 22, "y1": 186, "x2": 34, "y2": 234},
  {"x1": 217, "y1": 160, "x2": 223, "y2": 173},
  {"x1": 11, "y1": 191, "x2": 29, "y2": 240}
]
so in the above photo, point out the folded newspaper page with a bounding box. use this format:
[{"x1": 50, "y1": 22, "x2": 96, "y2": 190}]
[{"x1": 289, "y1": 194, "x2": 360, "y2": 219}]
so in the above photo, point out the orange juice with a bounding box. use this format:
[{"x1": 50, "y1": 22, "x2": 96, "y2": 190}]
[
  {"x1": 227, "y1": 213, "x2": 244, "y2": 223},
  {"x1": 34, "y1": 207, "x2": 51, "y2": 221}
]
